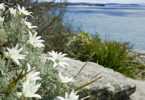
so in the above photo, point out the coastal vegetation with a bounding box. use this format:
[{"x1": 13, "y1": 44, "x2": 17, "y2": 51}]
[
  {"x1": 0, "y1": 0, "x2": 70, "y2": 52},
  {"x1": 0, "y1": 2, "x2": 66, "y2": 99},
  {"x1": 3, "y1": 0, "x2": 144, "y2": 79},
  {"x1": 0, "y1": 1, "x2": 93, "y2": 100},
  {"x1": 65, "y1": 32, "x2": 145, "y2": 79},
  {"x1": 0, "y1": 0, "x2": 145, "y2": 99}
]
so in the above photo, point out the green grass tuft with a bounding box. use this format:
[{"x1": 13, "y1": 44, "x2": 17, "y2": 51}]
[{"x1": 65, "y1": 31, "x2": 145, "y2": 79}]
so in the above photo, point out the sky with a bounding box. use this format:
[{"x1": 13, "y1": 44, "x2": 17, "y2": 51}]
[{"x1": 67, "y1": 0, "x2": 145, "y2": 4}]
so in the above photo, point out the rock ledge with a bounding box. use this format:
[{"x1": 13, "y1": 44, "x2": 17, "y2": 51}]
[{"x1": 63, "y1": 58, "x2": 137, "y2": 100}]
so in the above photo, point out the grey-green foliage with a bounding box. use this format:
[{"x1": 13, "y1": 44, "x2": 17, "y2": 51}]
[
  {"x1": 1, "y1": 0, "x2": 70, "y2": 52},
  {"x1": 1, "y1": 0, "x2": 68, "y2": 54},
  {"x1": 0, "y1": 4, "x2": 65, "y2": 100}
]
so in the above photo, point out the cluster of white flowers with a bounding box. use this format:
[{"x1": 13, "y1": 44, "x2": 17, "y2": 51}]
[
  {"x1": 47, "y1": 51, "x2": 80, "y2": 100},
  {"x1": 1, "y1": 4, "x2": 44, "y2": 99},
  {"x1": 4, "y1": 46, "x2": 42, "y2": 99},
  {"x1": 4, "y1": 5, "x2": 45, "y2": 63},
  {"x1": 47, "y1": 51, "x2": 74, "y2": 84},
  {"x1": 17, "y1": 64, "x2": 41, "y2": 99},
  {"x1": 4, "y1": 45, "x2": 42, "y2": 99},
  {"x1": 1, "y1": 3, "x2": 81, "y2": 100}
]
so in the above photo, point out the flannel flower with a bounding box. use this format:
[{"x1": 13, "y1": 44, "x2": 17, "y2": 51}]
[
  {"x1": 18, "y1": 80, "x2": 41, "y2": 99},
  {"x1": 57, "y1": 90, "x2": 79, "y2": 100},
  {"x1": 17, "y1": 5, "x2": 32, "y2": 16},
  {"x1": 9, "y1": 8, "x2": 17, "y2": 16},
  {"x1": 47, "y1": 51, "x2": 68, "y2": 68},
  {"x1": 27, "y1": 31, "x2": 45, "y2": 48},
  {"x1": 4, "y1": 44, "x2": 25, "y2": 65},
  {"x1": 24, "y1": 19, "x2": 37, "y2": 29},
  {"x1": 26, "y1": 63, "x2": 41, "y2": 82},
  {"x1": 0, "y1": 3, "x2": 5, "y2": 11},
  {"x1": 59, "y1": 72, "x2": 73, "y2": 84},
  {"x1": 17, "y1": 64, "x2": 42, "y2": 99}
]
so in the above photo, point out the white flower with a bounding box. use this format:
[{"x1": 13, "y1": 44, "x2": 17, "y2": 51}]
[
  {"x1": 0, "y1": 17, "x2": 4, "y2": 23},
  {"x1": 16, "y1": 64, "x2": 42, "y2": 99},
  {"x1": 59, "y1": 73, "x2": 73, "y2": 84},
  {"x1": 27, "y1": 31, "x2": 45, "y2": 48},
  {"x1": 57, "y1": 90, "x2": 79, "y2": 100},
  {"x1": 24, "y1": 19, "x2": 37, "y2": 29},
  {"x1": 9, "y1": 8, "x2": 17, "y2": 16},
  {"x1": 4, "y1": 44, "x2": 25, "y2": 65},
  {"x1": 0, "y1": 3, "x2": 5, "y2": 11},
  {"x1": 17, "y1": 5, "x2": 32, "y2": 16},
  {"x1": 26, "y1": 64, "x2": 41, "y2": 82},
  {"x1": 47, "y1": 51, "x2": 68, "y2": 68},
  {"x1": 22, "y1": 80, "x2": 41, "y2": 99}
]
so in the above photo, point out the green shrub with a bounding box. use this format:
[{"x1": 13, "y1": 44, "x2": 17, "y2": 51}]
[
  {"x1": 92, "y1": 41, "x2": 132, "y2": 70},
  {"x1": 66, "y1": 31, "x2": 101, "y2": 61},
  {"x1": 66, "y1": 31, "x2": 145, "y2": 78}
]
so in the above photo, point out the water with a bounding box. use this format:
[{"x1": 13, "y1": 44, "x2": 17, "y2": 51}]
[{"x1": 63, "y1": 5, "x2": 145, "y2": 50}]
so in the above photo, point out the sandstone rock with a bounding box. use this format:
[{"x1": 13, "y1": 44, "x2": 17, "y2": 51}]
[
  {"x1": 63, "y1": 58, "x2": 136, "y2": 100},
  {"x1": 130, "y1": 80, "x2": 145, "y2": 100},
  {"x1": 41, "y1": 54, "x2": 145, "y2": 100}
]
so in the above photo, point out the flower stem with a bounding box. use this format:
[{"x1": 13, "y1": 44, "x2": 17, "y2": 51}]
[{"x1": 6, "y1": 59, "x2": 11, "y2": 71}]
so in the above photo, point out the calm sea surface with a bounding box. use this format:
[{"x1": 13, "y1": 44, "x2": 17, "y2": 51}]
[{"x1": 63, "y1": 5, "x2": 145, "y2": 50}]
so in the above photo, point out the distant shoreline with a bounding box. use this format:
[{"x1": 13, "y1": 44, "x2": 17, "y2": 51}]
[
  {"x1": 67, "y1": 5, "x2": 100, "y2": 7},
  {"x1": 66, "y1": 3, "x2": 143, "y2": 7},
  {"x1": 67, "y1": 3, "x2": 105, "y2": 7}
]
